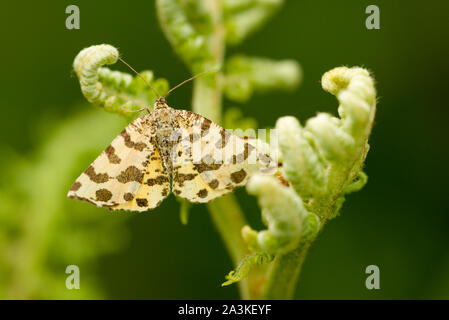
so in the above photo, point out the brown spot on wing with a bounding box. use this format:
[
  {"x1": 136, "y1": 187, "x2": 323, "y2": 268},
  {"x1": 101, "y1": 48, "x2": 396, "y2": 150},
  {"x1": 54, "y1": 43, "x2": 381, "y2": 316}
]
[
  {"x1": 84, "y1": 166, "x2": 109, "y2": 183},
  {"x1": 120, "y1": 129, "x2": 147, "y2": 151},
  {"x1": 70, "y1": 181, "x2": 82, "y2": 191},
  {"x1": 193, "y1": 162, "x2": 222, "y2": 173},
  {"x1": 116, "y1": 166, "x2": 144, "y2": 183},
  {"x1": 201, "y1": 119, "x2": 212, "y2": 136},
  {"x1": 174, "y1": 172, "x2": 197, "y2": 187},
  {"x1": 123, "y1": 192, "x2": 134, "y2": 201},
  {"x1": 146, "y1": 175, "x2": 169, "y2": 186},
  {"x1": 243, "y1": 142, "x2": 255, "y2": 160},
  {"x1": 197, "y1": 189, "x2": 208, "y2": 198},
  {"x1": 231, "y1": 169, "x2": 247, "y2": 184},
  {"x1": 136, "y1": 198, "x2": 148, "y2": 207},
  {"x1": 105, "y1": 145, "x2": 121, "y2": 164},
  {"x1": 216, "y1": 129, "x2": 231, "y2": 149},
  {"x1": 208, "y1": 179, "x2": 219, "y2": 189},
  {"x1": 95, "y1": 188, "x2": 113, "y2": 202}
]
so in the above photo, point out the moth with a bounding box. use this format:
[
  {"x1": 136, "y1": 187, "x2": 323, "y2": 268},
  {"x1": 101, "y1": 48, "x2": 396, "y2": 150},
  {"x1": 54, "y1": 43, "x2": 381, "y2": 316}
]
[{"x1": 68, "y1": 59, "x2": 276, "y2": 212}]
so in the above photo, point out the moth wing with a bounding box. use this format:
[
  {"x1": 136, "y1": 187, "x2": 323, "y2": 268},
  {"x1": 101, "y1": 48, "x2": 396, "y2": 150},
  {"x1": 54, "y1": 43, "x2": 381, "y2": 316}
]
[
  {"x1": 172, "y1": 110, "x2": 274, "y2": 203},
  {"x1": 113, "y1": 145, "x2": 170, "y2": 212},
  {"x1": 68, "y1": 115, "x2": 169, "y2": 211},
  {"x1": 172, "y1": 142, "x2": 229, "y2": 203}
]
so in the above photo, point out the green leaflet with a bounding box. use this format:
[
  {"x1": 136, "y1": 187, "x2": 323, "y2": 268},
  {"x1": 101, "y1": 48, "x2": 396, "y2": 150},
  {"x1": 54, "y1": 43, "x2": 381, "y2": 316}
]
[
  {"x1": 246, "y1": 175, "x2": 307, "y2": 255},
  {"x1": 224, "y1": 55, "x2": 301, "y2": 103},
  {"x1": 223, "y1": 0, "x2": 283, "y2": 45},
  {"x1": 73, "y1": 44, "x2": 169, "y2": 118},
  {"x1": 276, "y1": 67, "x2": 376, "y2": 220},
  {"x1": 222, "y1": 252, "x2": 273, "y2": 287},
  {"x1": 156, "y1": 0, "x2": 216, "y2": 72}
]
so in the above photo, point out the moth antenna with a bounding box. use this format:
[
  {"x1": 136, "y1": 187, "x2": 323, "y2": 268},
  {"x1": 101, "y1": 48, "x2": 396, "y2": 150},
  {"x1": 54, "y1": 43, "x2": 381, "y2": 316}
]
[
  {"x1": 120, "y1": 106, "x2": 150, "y2": 113},
  {"x1": 165, "y1": 69, "x2": 217, "y2": 97},
  {"x1": 118, "y1": 57, "x2": 160, "y2": 98}
]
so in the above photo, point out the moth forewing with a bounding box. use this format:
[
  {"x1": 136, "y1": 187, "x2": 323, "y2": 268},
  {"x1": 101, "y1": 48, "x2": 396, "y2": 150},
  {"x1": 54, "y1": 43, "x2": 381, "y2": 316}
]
[{"x1": 68, "y1": 115, "x2": 170, "y2": 211}]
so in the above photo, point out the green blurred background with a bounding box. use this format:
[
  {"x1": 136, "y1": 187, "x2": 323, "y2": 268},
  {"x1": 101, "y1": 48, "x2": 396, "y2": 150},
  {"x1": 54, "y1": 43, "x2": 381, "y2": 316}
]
[{"x1": 0, "y1": 0, "x2": 448, "y2": 299}]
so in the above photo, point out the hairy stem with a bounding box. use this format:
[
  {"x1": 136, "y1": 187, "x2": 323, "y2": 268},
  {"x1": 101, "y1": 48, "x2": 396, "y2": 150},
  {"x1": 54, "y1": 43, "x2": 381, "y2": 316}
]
[
  {"x1": 207, "y1": 196, "x2": 248, "y2": 267},
  {"x1": 207, "y1": 195, "x2": 251, "y2": 299},
  {"x1": 261, "y1": 236, "x2": 316, "y2": 299}
]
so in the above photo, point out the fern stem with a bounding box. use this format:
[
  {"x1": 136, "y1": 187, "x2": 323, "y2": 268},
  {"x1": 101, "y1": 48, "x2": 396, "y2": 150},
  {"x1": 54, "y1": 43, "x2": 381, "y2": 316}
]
[
  {"x1": 261, "y1": 236, "x2": 316, "y2": 299},
  {"x1": 190, "y1": 0, "x2": 255, "y2": 299},
  {"x1": 207, "y1": 196, "x2": 251, "y2": 299},
  {"x1": 192, "y1": 74, "x2": 223, "y2": 124}
]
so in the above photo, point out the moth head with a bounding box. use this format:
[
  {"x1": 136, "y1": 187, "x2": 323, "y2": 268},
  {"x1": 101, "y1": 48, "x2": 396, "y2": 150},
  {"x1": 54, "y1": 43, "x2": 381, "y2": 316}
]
[{"x1": 154, "y1": 97, "x2": 168, "y2": 109}]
